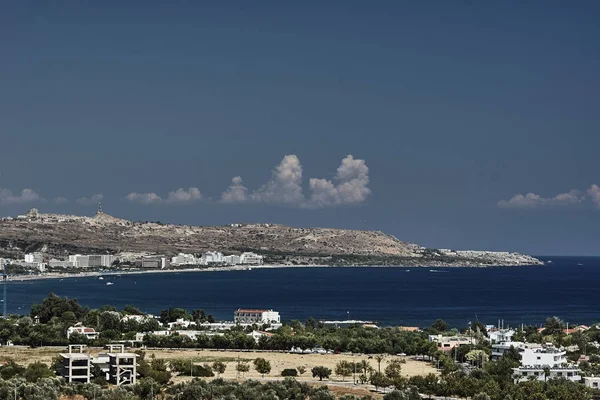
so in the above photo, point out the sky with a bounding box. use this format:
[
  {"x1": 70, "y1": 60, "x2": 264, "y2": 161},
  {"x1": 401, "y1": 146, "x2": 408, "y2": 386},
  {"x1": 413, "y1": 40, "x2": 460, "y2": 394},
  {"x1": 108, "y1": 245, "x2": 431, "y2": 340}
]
[{"x1": 1, "y1": 1, "x2": 599, "y2": 256}]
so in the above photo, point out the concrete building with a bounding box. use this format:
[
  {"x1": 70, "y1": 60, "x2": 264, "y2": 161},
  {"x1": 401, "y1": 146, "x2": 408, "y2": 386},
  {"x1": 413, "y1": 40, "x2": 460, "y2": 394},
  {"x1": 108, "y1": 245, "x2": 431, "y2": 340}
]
[
  {"x1": 67, "y1": 323, "x2": 99, "y2": 340},
  {"x1": 24, "y1": 252, "x2": 43, "y2": 263},
  {"x1": 428, "y1": 334, "x2": 476, "y2": 351},
  {"x1": 88, "y1": 255, "x2": 114, "y2": 267},
  {"x1": 137, "y1": 256, "x2": 168, "y2": 269},
  {"x1": 69, "y1": 255, "x2": 89, "y2": 268},
  {"x1": 240, "y1": 252, "x2": 264, "y2": 265},
  {"x1": 107, "y1": 349, "x2": 137, "y2": 386},
  {"x1": 234, "y1": 309, "x2": 280, "y2": 324},
  {"x1": 202, "y1": 252, "x2": 224, "y2": 265},
  {"x1": 59, "y1": 345, "x2": 91, "y2": 383},
  {"x1": 488, "y1": 329, "x2": 515, "y2": 344},
  {"x1": 513, "y1": 346, "x2": 581, "y2": 383},
  {"x1": 49, "y1": 259, "x2": 75, "y2": 268},
  {"x1": 583, "y1": 376, "x2": 600, "y2": 390},
  {"x1": 171, "y1": 253, "x2": 198, "y2": 266},
  {"x1": 224, "y1": 255, "x2": 241, "y2": 265}
]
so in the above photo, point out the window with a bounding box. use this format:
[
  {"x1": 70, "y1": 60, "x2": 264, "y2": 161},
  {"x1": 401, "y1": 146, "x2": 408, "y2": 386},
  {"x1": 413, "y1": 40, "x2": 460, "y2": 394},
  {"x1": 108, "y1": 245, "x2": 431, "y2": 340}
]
[
  {"x1": 556, "y1": 372, "x2": 562, "y2": 377},
  {"x1": 522, "y1": 372, "x2": 527, "y2": 376}
]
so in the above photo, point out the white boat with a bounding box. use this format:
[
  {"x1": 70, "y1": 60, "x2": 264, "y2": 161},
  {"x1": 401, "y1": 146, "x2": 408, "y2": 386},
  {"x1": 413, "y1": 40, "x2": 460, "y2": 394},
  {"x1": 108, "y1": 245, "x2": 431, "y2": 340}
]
[
  {"x1": 98, "y1": 277, "x2": 104, "y2": 280},
  {"x1": 106, "y1": 282, "x2": 114, "y2": 286}
]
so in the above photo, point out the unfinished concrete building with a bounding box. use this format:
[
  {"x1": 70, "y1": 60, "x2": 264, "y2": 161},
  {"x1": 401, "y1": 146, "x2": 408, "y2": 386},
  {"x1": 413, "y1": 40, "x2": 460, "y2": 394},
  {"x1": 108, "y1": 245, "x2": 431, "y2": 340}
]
[
  {"x1": 107, "y1": 345, "x2": 137, "y2": 386},
  {"x1": 59, "y1": 345, "x2": 91, "y2": 383}
]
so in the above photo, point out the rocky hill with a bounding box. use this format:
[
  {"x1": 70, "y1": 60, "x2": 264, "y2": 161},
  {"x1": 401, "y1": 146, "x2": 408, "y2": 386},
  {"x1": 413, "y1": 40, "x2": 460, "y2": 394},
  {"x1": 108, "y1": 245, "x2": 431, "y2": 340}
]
[{"x1": 0, "y1": 210, "x2": 543, "y2": 267}]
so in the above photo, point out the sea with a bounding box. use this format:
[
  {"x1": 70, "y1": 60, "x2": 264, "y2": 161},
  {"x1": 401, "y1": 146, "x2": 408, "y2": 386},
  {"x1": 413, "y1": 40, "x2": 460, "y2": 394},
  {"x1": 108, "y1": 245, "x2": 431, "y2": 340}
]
[{"x1": 2, "y1": 256, "x2": 598, "y2": 329}]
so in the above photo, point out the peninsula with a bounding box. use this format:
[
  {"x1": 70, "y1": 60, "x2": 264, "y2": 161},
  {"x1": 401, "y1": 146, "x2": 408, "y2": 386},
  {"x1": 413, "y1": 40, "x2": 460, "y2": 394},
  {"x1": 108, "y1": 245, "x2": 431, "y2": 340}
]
[{"x1": 0, "y1": 208, "x2": 542, "y2": 268}]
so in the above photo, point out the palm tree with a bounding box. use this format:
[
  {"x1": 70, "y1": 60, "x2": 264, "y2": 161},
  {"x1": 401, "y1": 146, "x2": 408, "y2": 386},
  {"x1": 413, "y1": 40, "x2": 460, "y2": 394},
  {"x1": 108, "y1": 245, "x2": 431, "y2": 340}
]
[{"x1": 375, "y1": 354, "x2": 385, "y2": 373}]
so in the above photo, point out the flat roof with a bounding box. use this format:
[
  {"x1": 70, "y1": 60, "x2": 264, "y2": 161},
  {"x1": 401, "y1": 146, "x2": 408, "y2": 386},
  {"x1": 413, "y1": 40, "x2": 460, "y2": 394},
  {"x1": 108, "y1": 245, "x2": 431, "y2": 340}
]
[
  {"x1": 106, "y1": 353, "x2": 138, "y2": 357},
  {"x1": 60, "y1": 353, "x2": 90, "y2": 359}
]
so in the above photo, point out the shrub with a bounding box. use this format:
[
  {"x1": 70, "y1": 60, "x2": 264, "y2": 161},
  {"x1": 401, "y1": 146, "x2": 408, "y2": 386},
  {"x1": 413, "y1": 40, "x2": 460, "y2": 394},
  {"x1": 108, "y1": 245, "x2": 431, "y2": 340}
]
[{"x1": 281, "y1": 368, "x2": 298, "y2": 377}]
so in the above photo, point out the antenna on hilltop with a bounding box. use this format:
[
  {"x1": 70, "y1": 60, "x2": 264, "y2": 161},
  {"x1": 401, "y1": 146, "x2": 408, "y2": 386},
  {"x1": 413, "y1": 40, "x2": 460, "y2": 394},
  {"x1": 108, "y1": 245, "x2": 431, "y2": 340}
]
[{"x1": 97, "y1": 201, "x2": 103, "y2": 215}]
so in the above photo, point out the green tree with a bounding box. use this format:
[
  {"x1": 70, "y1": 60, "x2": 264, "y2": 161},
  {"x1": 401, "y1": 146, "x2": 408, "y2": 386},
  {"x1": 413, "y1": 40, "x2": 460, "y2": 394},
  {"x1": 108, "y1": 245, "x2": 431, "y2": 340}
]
[
  {"x1": 22, "y1": 362, "x2": 54, "y2": 382},
  {"x1": 253, "y1": 357, "x2": 271, "y2": 378},
  {"x1": 311, "y1": 366, "x2": 332, "y2": 381},
  {"x1": 375, "y1": 354, "x2": 385, "y2": 373},
  {"x1": 385, "y1": 359, "x2": 403, "y2": 380},
  {"x1": 371, "y1": 371, "x2": 391, "y2": 392},
  {"x1": 432, "y1": 319, "x2": 449, "y2": 332},
  {"x1": 211, "y1": 361, "x2": 226, "y2": 377},
  {"x1": 334, "y1": 360, "x2": 353, "y2": 381},
  {"x1": 473, "y1": 394, "x2": 491, "y2": 400}
]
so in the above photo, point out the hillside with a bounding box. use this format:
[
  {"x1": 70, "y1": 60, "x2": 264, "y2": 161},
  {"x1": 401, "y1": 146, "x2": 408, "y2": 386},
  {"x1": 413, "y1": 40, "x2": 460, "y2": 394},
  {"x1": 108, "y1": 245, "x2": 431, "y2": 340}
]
[{"x1": 0, "y1": 210, "x2": 543, "y2": 267}]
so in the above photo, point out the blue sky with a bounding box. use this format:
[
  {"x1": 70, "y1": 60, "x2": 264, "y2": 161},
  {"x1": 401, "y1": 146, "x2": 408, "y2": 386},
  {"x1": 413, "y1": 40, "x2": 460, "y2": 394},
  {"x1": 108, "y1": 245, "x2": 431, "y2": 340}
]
[{"x1": 1, "y1": 1, "x2": 599, "y2": 255}]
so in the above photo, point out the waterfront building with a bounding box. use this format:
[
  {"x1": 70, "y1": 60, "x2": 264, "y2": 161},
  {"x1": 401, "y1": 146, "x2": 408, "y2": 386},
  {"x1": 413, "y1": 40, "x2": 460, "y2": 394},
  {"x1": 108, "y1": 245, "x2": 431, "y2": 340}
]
[
  {"x1": 136, "y1": 256, "x2": 168, "y2": 269},
  {"x1": 513, "y1": 346, "x2": 581, "y2": 383},
  {"x1": 202, "y1": 251, "x2": 224, "y2": 265},
  {"x1": 171, "y1": 253, "x2": 198, "y2": 266},
  {"x1": 240, "y1": 252, "x2": 264, "y2": 265},
  {"x1": 234, "y1": 309, "x2": 280, "y2": 324},
  {"x1": 24, "y1": 252, "x2": 43, "y2": 263},
  {"x1": 67, "y1": 323, "x2": 99, "y2": 340},
  {"x1": 59, "y1": 345, "x2": 91, "y2": 384},
  {"x1": 224, "y1": 255, "x2": 241, "y2": 265},
  {"x1": 49, "y1": 259, "x2": 75, "y2": 268}
]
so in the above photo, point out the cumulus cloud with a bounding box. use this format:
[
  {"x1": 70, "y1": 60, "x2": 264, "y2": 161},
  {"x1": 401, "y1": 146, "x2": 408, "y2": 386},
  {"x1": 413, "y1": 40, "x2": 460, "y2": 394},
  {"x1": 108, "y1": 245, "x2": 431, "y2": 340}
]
[
  {"x1": 220, "y1": 154, "x2": 371, "y2": 208},
  {"x1": 0, "y1": 188, "x2": 42, "y2": 205},
  {"x1": 126, "y1": 188, "x2": 202, "y2": 205},
  {"x1": 76, "y1": 193, "x2": 104, "y2": 206},
  {"x1": 587, "y1": 184, "x2": 600, "y2": 207},
  {"x1": 308, "y1": 155, "x2": 370, "y2": 207},
  {"x1": 54, "y1": 197, "x2": 68, "y2": 205},
  {"x1": 497, "y1": 189, "x2": 584, "y2": 208},
  {"x1": 220, "y1": 177, "x2": 248, "y2": 203},
  {"x1": 251, "y1": 155, "x2": 305, "y2": 205}
]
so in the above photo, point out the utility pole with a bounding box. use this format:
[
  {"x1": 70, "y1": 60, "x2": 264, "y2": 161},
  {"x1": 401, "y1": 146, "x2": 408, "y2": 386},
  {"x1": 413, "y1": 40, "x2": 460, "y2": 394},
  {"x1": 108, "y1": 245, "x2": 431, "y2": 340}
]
[{"x1": 2, "y1": 258, "x2": 7, "y2": 320}]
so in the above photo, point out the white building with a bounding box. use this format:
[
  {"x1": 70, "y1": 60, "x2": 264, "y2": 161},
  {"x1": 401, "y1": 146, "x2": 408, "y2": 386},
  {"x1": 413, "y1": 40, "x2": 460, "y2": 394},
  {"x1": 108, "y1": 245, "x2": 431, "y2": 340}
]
[
  {"x1": 240, "y1": 252, "x2": 264, "y2": 265},
  {"x1": 171, "y1": 253, "x2": 198, "y2": 266},
  {"x1": 24, "y1": 252, "x2": 44, "y2": 263},
  {"x1": 234, "y1": 309, "x2": 280, "y2": 324},
  {"x1": 202, "y1": 252, "x2": 224, "y2": 265},
  {"x1": 48, "y1": 259, "x2": 75, "y2": 268},
  {"x1": 67, "y1": 323, "x2": 99, "y2": 340},
  {"x1": 224, "y1": 255, "x2": 241, "y2": 265},
  {"x1": 68, "y1": 255, "x2": 113, "y2": 268},
  {"x1": 428, "y1": 334, "x2": 477, "y2": 351},
  {"x1": 513, "y1": 346, "x2": 581, "y2": 383},
  {"x1": 583, "y1": 376, "x2": 600, "y2": 390},
  {"x1": 69, "y1": 255, "x2": 89, "y2": 268},
  {"x1": 488, "y1": 329, "x2": 515, "y2": 344}
]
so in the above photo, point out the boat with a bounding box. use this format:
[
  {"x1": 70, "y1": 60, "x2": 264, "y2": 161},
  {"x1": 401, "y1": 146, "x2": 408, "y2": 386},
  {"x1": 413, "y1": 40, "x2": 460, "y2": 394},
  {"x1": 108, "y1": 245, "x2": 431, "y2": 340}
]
[
  {"x1": 98, "y1": 277, "x2": 104, "y2": 280},
  {"x1": 106, "y1": 282, "x2": 114, "y2": 286},
  {"x1": 577, "y1": 263, "x2": 583, "y2": 266},
  {"x1": 405, "y1": 270, "x2": 410, "y2": 272}
]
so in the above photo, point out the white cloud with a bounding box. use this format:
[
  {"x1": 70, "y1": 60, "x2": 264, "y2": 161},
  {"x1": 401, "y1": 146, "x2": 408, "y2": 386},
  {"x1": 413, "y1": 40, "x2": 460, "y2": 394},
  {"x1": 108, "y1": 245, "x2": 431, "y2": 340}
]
[
  {"x1": 251, "y1": 155, "x2": 305, "y2": 205},
  {"x1": 221, "y1": 154, "x2": 371, "y2": 208},
  {"x1": 587, "y1": 184, "x2": 600, "y2": 207},
  {"x1": 54, "y1": 197, "x2": 68, "y2": 205},
  {"x1": 126, "y1": 188, "x2": 202, "y2": 205},
  {"x1": 165, "y1": 187, "x2": 202, "y2": 204},
  {"x1": 76, "y1": 193, "x2": 104, "y2": 206},
  {"x1": 126, "y1": 192, "x2": 162, "y2": 205},
  {"x1": 497, "y1": 189, "x2": 584, "y2": 208},
  {"x1": 0, "y1": 188, "x2": 42, "y2": 205},
  {"x1": 308, "y1": 155, "x2": 370, "y2": 207},
  {"x1": 220, "y1": 177, "x2": 248, "y2": 203}
]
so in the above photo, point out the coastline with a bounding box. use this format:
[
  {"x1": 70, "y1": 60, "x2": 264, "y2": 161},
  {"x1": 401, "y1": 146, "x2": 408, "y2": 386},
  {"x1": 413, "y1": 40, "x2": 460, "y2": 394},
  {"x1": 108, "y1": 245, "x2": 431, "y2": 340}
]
[{"x1": 6, "y1": 262, "x2": 545, "y2": 282}]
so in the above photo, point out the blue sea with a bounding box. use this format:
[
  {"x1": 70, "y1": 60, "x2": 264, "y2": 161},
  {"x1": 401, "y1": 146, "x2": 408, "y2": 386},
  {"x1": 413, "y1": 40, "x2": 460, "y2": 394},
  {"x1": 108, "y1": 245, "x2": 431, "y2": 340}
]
[{"x1": 3, "y1": 256, "x2": 598, "y2": 328}]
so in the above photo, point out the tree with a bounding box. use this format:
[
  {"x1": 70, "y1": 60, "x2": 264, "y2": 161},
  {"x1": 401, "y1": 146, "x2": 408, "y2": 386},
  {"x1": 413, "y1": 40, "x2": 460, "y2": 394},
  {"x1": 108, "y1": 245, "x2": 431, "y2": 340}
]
[
  {"x1": 375, "y1": 354, "x2": 385, "y2": 373},
  {"x1": 297, "y1": 366, "x2": 306, "y2": 375},
  {"x1": 371, "y1": 371, "x2": 391, "y2": 392},
  {"x1": 311, "y1": 366, "x2": 332, "y2": 381},
  {"x1": 385, "y1": 359, "x2": 403, "y2": 381},
  {"x1": 543, "y1": 316, "x2": 565, "y2": 336},
  {"x1": 473, "y1": 394, "x2": 491, "y2": 400},
  {"x1": 211, "y1": 361, "x2": 226, "y2": 377},
  {"x1": 253, "y1": 357, "x2": 271, "y2": 378},
  {"x1": 432, "y1": 319, "x2": 449, "y2": 332},
  {"x1": 236, "y1": 361, "x2": 250, "y2": 378},
  {"x1": 22, "y1": 362, "x2": 54, "y2": 382},
  {"x1": 334, "y1": 360, "x2": 353, "y2": 381}
]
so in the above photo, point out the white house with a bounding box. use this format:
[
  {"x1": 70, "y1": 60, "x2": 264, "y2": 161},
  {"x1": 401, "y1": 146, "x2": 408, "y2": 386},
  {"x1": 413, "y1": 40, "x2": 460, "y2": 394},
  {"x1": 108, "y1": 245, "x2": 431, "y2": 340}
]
[
  {"x1": 513, "y1": 346, "x2": 581, "y2": 383},
  {"x1": 583, "y1": 376, "x2": 600, "y2": 389},
  {"x1": 488, "y1": 329, "x2": 515, "y2": 344},
  {"x1": 234, "y1": 309, "x2": 280, "y2": 324},
  {"x1": 67, "y1": 323, "x2": 99, "y2": 340},
  {"x1": 171, "y1": 253, "x2": 198, "y2": 266},
  {"x1": 224, "y1": 255, "x2": 241, "y2": 265},
  {"x1": 428, "y1": 334, "x2": 477, "y2": 351},
  {"x1": 240, "y1": 252, "x2": 263, "y2": 265},
  {"x1": 167, "y1": 318, "x2": 195, "y2": 329}
]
